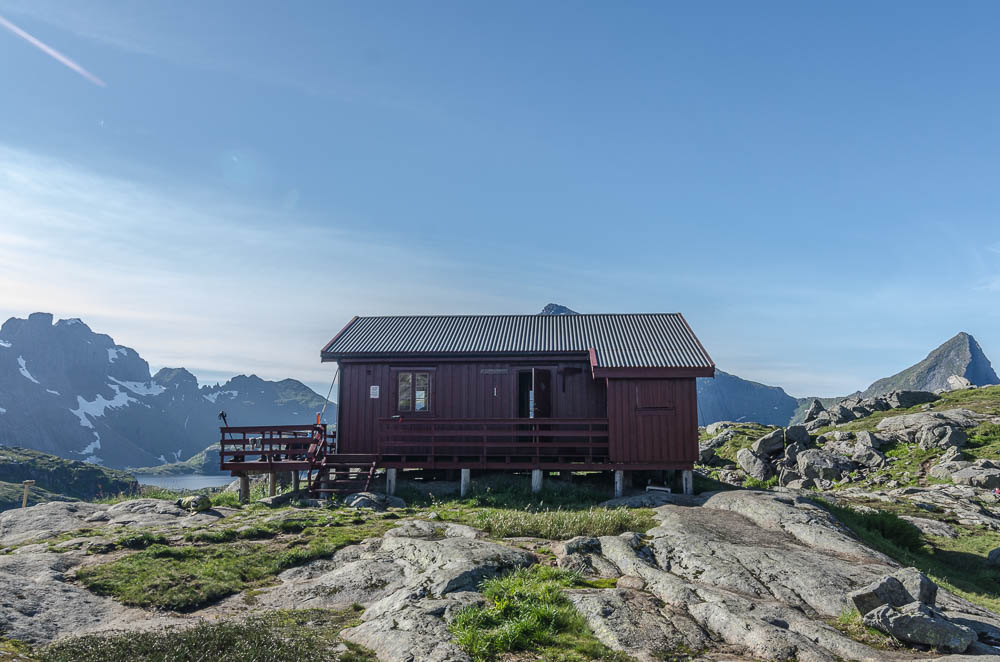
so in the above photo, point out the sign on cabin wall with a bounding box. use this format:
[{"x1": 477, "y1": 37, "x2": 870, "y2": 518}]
[{"x1": 370, "y1": 385, "x2": 380, "y2": 399}]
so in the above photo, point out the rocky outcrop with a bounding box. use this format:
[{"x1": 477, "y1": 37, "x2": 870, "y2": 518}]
[{"x1": 876, "y1": 409, "x2": 982, "y2": 450}]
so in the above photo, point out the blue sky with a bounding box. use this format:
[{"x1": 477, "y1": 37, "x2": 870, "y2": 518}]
[{"x1": 1, "y1": 1, "x2": 999, "y2": 397}]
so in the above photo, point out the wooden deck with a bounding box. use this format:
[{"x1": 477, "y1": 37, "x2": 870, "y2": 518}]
[{"x1": 218, "y1": 416, "x2": 686, "y2": 497}]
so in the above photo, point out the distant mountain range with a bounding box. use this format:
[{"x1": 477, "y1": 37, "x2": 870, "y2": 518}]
[
  {"x1": 0, "y1": 313, "x2": 332, "y2": 469},
  {"x1": 538, "y1": 304, "x2": 1000, "y2": 426}
]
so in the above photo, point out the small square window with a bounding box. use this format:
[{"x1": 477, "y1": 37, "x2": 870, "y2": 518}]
[{"x1": 397, "y1": 371, "x2": 431, "y2": 413}]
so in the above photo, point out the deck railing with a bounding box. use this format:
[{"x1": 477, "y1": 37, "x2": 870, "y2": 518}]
[
  {"x1": 377, "y1": 417, "x2": 610, "y2": 469},
  {"x1": 219, "y1": 424, "x2": 331, "y2": 472}
]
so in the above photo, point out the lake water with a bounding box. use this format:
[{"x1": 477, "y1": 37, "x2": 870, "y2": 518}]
[{"x1": 134, "y1": 474, "x2": 235, "y2": 491}]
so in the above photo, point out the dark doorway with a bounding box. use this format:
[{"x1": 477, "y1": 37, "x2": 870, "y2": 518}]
[
  {"x1": 518, "y1": 370, "x2": 533, "y2": 418},
  {"x1": 518, "y1": 368, "x2": 553, "y2": 419}
]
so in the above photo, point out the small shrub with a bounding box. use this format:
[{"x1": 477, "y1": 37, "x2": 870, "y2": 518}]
[{"x1": 115, "y1": 532, "x2": 169, "y2": 549}]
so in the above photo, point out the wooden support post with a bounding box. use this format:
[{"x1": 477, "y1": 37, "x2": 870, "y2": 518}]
[
  {"x1": 268, "y1": 472, "x2": 276, "y2": 497},
  {"x1": 239, "y1": 474, "x2": 250, "y2": 503},
  {"x1": 386, "y1": 468, "x2": 397, "y2": 496},
  {"x1": 292, "y1": 471, "x2": 300, "y2": 492},
  {"x1": 682, "y1": 470, "x2": 694, "y2": 496},
  {"x1": 22, "y1": 480, "x2": 34, "y2": 509},
  {"x1": 460, "y1": 468, "x2": 471, "y2": 498},
  {"x1": 613, "y1": 470, "x2": 624, "y2": 498},
  {"x1": 531, "y1": 469, "x2": 543, "y2": 494}
]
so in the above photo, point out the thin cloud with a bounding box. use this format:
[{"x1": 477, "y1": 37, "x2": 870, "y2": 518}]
[{"x1": 0, "y1": 13, "x2": 105, "y2": 87}]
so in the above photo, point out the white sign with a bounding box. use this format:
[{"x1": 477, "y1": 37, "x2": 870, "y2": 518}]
[{"x1": 370, "y1": 385, "x2": 380, "y2": 399}]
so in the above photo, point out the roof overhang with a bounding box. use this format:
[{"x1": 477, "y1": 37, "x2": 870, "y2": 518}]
[{"x1": 587, "y1": 347, "x2": 714, "y2": 379}]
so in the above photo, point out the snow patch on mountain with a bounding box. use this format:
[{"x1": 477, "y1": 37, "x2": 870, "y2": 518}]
[
  {"x1": 0, "y1": 340, "x2": 11, "y2": 348},
  {"x1": 110, "y1": 377, "x2": 165, "y2": 396},
  {"x1": 69, "y1": 386, "x2": 136, "y2": 429},
  {"x1": 203, "y1": 390, "x2": 238, "y2": 403},
  {"x1": 107, "y1": 347, "x2": 127, "y2": 362},
  {"x1": 46, "y1": 389, "x2": 59, "y2": 395},
  {"x1": 17, "y1": 356, "x2": 39, "y2": 384}
]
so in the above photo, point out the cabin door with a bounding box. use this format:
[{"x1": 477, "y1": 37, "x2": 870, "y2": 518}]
[{"x1": 517, "y1": 368, "x2": 552, "y2": 419}]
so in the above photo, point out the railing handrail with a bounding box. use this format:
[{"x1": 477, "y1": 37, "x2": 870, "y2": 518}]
[
  {"x1": 378, "y1": 417, "x2": 607, "y2": 425},
  {"x1": 219, "y1": 424, "x2": 331, "y2": 434}
]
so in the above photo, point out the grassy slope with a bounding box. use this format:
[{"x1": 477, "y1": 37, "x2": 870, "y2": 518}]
[
  {"x1": 0, "y1": 447, "x2": 137, "y2": 508},
  {"x1": 697, "y1": 422, "x2": 776, "y2": 462}
]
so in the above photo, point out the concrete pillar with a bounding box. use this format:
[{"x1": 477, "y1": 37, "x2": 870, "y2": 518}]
[
  {"x1": 460, "y1": 468, "x2": 471, "y2": 498},
  {"x1": 239, "y1": 474, "x2": 250, "y2": 503},
  {"x1": 613, "y1": 470, "x2": 624, "y2": 498},
  {"x1": 531, "y1": 469, "x2": 543, "y2": 494},
  {"x1": 291, "y1": 471, "x2": 300, "y2": 492},
  {"x1": 386, "y1": 468, "x2": 397, "y2": 496},
  {"x1": 682, "y1": 469, "x2": 694, "y2": 496},
  {"x1": 268, "y1": 471, "x2": 277, "y2": 497}
]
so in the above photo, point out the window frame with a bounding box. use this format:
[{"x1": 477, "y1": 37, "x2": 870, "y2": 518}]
[{"x1": 392, "y1": 367, "x2": 435, "y2": 415}]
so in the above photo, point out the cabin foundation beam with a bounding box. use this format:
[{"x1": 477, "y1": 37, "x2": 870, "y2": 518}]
[
  {"x1": 531, "y1": 469, "x2": 543, "y2": 494},
  {"x1": 239, "y1": 474, "x2": 250, "y2": 503},
  {"x1": 268, "y1": 471, "x2": 277, "y2": 497},
  {"x1": 386, "y1": 468, "x2": 397, "y2": 496},
  {"x1": 460, "y1": 469, "x2": 471, "y2": 497},
  {"x1": 613, "y1": 470, "x2": 624, "y2": 498},
  {"x1": 682, "y1": 469, "x2": 694, "y2": 496},
  {"x1": 292, "y1": 471, "x2": 300, "y2": 492}
]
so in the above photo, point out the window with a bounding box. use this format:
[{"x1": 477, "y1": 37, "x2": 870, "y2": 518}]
[{"x1": 397, "y1": 371, "x2": 431, "y2": 412}]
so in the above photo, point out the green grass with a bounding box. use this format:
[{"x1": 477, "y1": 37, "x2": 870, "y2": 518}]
[
  {"x1": 830, "y1": 608, "x2": 902, "y2": 651},
  {"x1": 741, "y1": 475, "x2": 779, "y2": 490},
  {"x1": 76, "y1": 510, "x2": 390, "y2": 611},
  {"x1": 449, "y1": 566, "x2": 632, "y2": 662},
  {"x1": 965, "y1": 421, "x2": 1000, "y2": 461},
  {"x1": 472, "y1": 507, "x2": 656, "y2": 539},
  {"x1": 816, "y1": 499, "x2": 1000, "y2": 612},
  {"x1": 37, "y1": 607, "x2": 372, "y2": 662},
  {"x1": 94, "y1": 485, "x2": 188, "y2": 504},
  {"x1": 698, "y1": 423, "x2": 775, "y2": 463}
]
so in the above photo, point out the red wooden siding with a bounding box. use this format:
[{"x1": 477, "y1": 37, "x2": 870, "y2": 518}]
[
  {"x1": 605, "y1": 377, "x2": 698, "y2": 465},
  {"x1": 337, "y1": 360, "x2": 607, "y2": 454}
]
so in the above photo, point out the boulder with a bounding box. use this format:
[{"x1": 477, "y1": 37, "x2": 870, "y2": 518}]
[
  {"x1": 848, "y1": 576, "x2": 912, "y2": 615},
  {"x1": 854, "y1": 431, "x2": 883, "y2": 450},
  {"x1": 796, "y1": 449, "x2": 853, "y2": 481},
  {"x1": 885, "y1": 390, "x2": 940, "y2": 409},
  {"x1": 803, "y1": 399, "x2": 826, "y2": 423},
  {"x1": 929, "y1": 461, "x2": 972, "y2": 481},
  {"x1": 777, "y1": 468, "x2": 802, "y2": 487},
  {"x1": 876, "y1": 409, "x2": 981, "y2": 450},
  {"x1": 343, "y1": 492, "x2": 406, "y2": 511},
  {"x1": 852, "y1": 447, "x2": 888, "y2": 469},
  {"x1": 705, "y1": 421, "x2": 737, "y2": 436},
  {"x1": 750, "y1": 429, "x2": 785, "y2": 456},
  {"x1": 736, "y1": 448, "x2": 774, "y2": 481},
  {"x1": 951, "y1": 466, "x2": 1000, "y2": 490},
  {"x1": 805, "y1": 412, "x2": 831, "y2": 432},
  {"x1": 988, "y1": 548, "x2": 1000, "y2": 567},
  {"x1": 946, "y1": 375, "x2": 974, "y2": 391},
  {"x1": 863, "y1": 602, "x2": 975, "y2": 653},
  {"x1": 826, "y1": 405, "x2": 856, "y2": 425},
  {"x1": 892, "y1": 567, "x2": 937, "y2": 606},
  {"x1": 177, "y1": 494, "x2": 211, "y2": 512},
  {"x1": 784, "y1": 425, "x2": 810, "y2": 444}
]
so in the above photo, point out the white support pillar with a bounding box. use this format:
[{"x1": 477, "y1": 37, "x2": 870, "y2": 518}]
[
  {"x1": 268, "y1": 471, "x2": 277, "y2": 497},
  {"x1": 613, "y1": 470, "x2": 624, "y2": 498},
  {"x1": 682, "y1": 469, "x2": 694, "y2": 496},
  {"x1": 292, "y1": 471, "x2": 300, "y2": 493},
  {"x1": 460, "y1": 469, "x2": 471, "y2": 498},
  {"x1": 531, "y1": 469, "x2": 543, "y2": 494},
  {"x1": 386, "y1": 468, "x2": 397, "y2": 496},
  {"x1": 239, "y1": 474, "x2": 250, "y2": 503},
  {"x1": 22, "y1": 480, "x2": 34, "y2": 509}
]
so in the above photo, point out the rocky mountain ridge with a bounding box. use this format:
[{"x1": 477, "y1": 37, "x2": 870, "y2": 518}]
[{"x1": 0, "y1": 313, "x2": 332, "y2": 469}]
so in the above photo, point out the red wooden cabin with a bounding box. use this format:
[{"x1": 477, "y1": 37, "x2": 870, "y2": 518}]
[{"x1": 220, "y1": 313, "x2": 714, "y2": 497}]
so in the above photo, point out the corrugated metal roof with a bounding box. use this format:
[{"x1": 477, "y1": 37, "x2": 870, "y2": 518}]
[{"x1": 321, "y1": 314, "x2": 714, "y2": 369}]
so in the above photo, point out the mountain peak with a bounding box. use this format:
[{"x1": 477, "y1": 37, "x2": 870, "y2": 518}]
[
  {"x1": 539, "y1": 303, "x2": 580, "y2": 315},
  {"x1": 861, "y1": 331, "x2": 999, "y2": 398}
]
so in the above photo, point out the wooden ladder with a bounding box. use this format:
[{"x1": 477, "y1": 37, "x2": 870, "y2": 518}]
[{"x1": 307, "y1": 454, "x2": 377, "y2": 498}]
